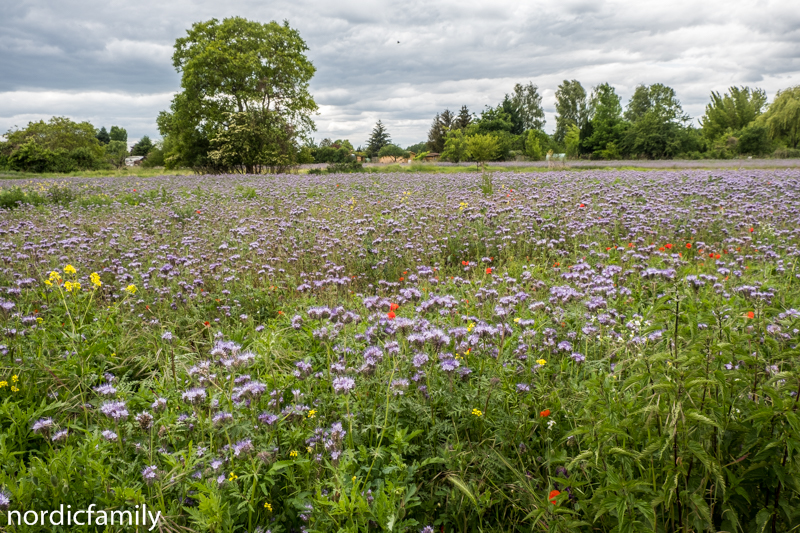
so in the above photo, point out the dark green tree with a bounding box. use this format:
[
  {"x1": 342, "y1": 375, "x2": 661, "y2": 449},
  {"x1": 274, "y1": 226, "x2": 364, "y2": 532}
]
[
  {"x1": 109, "y1": 126, "x2": 127, "y2": 143},
  {"x1": 700, "y1": 86, "x2": 767, "y2": 140},
  {"x1": 455, "y1": 105, "x2": 472, "y2": 130},
  {"x1": 130, "y1": 135, "x2": 154, "y2": 157},
  {"x1": 366, "y1": 120, "x2": 391, "y2": 157},
  {"x1": 500, "y1": 96, "x2": 524, "y2": 135},
  {"x1": 554, "y1": 80, "x2": 587, "y2": 143},
  {"x1": 427, "y1": 110, "x2": 455, "y2": 152},
  {"x1": 157, "y1": 17, "x2": 317, "y2": 172},
  {"x1": 96, "y1": 126, "x2": 110, "y2": 145}
]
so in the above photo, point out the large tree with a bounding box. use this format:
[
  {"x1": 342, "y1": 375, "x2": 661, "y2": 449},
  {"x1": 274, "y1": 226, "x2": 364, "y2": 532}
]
[
  {"x1": 583, "y1": 83, "x2": 626, "y2": 158},
  {"x1": 109, "y1": 126, "x2": 128, "y2": 144},
  {"x1": 700, "y1": 86, "x2": 767, "y2": 140},
  {"x1": 157, "y1": 17, "x2": 317, "y2": 172},
  {"x1": 758, "y1": 85, "x2": 800, "y2": 149},
  {"x1": 554, "y1": 80, "x2": 587, "y2": 143},
  {"x1": 622, "y1": 83, "x2": 689, "y2": 159},
  {"x1": 366, "y1": 120, "x2": 391, "y2": 157},
  {"x1": 455, "y1": 105, "x2": 472, "y2": 130},
  {"x1": 509, "y1": 82, "x2": 545, "y2": 131}
]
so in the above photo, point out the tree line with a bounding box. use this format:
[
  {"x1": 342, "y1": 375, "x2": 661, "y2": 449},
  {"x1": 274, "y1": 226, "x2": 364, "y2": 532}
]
[
  {"x1": 0, "y1": 118, "x2": 164, "y2": 173},
  {"x1": 2, "y1": 16, "x2": 799, "y2": 173}
]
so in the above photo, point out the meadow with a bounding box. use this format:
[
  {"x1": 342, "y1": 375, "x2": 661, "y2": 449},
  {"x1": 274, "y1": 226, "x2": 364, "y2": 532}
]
[{"x1": 0, "y1": 169, "x2": 798, "y2": 532}]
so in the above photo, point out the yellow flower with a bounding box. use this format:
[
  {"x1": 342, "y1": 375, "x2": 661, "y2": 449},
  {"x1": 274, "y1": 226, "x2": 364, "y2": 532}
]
[
  {"x1": 48, "y1": 271, "x2": 62, "y2": 283},
  {"x1": 307, "y1": 446, "x2": 314, "y2": 453},
  {"x1": 264, "y1": 502, "x2": 272, "y2": 512},
  {"x1": 467, "y1": 322, "x2": 475, "y2": 332},
  {"x1": 125, "y1": 284, "x2": 137, "y2": 295},
  {"x1": 64, "y1": 281, "x2": 81, "y2": 292},
  {"x1": 514, "y1": 317, "x2": 521, "y2": 323},
  {"x1": 307, "y1": 409, "x2": 317, "y2": 419},
  {"x1": 36, "y1": 317, "x2": 43, "y2": 324},
  {"x1": 0, "y1": 381, "x2": 7, "y2": 388},
  {"x1": 64, "y1": 264, "x2": 77, "y2": 275},
  {"x1": 12, "y1": 375, "x2": 18, "y2": 383},
  {"x1": 289, "y1": 450, "x2": 298, "y2": 458},
  {"x1": 472, "y1": 408, "x2": 483, "y2": 417},
  {"x1": 352, "y1": 476, "x2": 357, "y2": 482},
  {"x1": 90, "y1": 272, "x2": 102, "y2": 287},
  {"x1": 228, "y1": 472, "x2": 238, "y2": 481},
  {"x1": 11, "y1": 386, "x2": 19, "y2": 393},
  {"x1": 44, "y1": 279, "x2": 52, "y2": 286},
  {"x1": 536, "y1": 359, "x2": 547, "y2": 366}
]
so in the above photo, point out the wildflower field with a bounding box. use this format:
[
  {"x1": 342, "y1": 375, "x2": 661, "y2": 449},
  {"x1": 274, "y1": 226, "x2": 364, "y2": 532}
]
[{"x1": 0, "y1": 169, "x2": 799, "y2": 533}]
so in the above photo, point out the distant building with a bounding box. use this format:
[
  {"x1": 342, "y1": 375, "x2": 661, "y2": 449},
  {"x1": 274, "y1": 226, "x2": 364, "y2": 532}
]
[{"x1": 125, "y1": 156, "x2": 145, "y2": 167}]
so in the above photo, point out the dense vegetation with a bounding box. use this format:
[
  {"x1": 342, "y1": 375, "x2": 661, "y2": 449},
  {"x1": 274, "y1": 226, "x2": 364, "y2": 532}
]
[{"x1": 0, "y1": 169, "x2": 798, "y2": 532}]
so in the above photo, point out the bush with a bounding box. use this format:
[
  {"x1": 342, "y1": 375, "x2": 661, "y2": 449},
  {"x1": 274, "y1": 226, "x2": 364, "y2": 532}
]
[
  {"x1": 772, "y1": 147, "x2": 800, "y2": 158},
  {"x1": 327, "y1": 160, "x2": 363, "y2": 173}
]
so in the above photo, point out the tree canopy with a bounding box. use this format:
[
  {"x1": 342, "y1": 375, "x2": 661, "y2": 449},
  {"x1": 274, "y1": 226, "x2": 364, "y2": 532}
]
[
  {"x1": 758, "y1": 85, "x2": 800, "y2": 149},
  {"x1": 701, "y1": 86, "x2": 767, "y2": 140},
  {"x1": 554, "y1": 80, "x2": 587, "y2": 143},
  {"x1": 157, "y1": 17, "x2": 317, "y2": 172}
]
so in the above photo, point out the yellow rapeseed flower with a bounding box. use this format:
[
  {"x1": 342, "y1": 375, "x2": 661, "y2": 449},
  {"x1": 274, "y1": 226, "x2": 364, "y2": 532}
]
[
  {"x1": 289, "y1": 450, "x2": 298, "y2": 458},
  {"x1": 0, "y1": 381, "x2": 7, "y2": 388},
  {"x1": 536, "y1": 359, "x2": 547, "y2": 366},
  {"x1": 11, "y1": 386, "x2": 19, "y2": 393},
  {"x1": 264, "y1": 502, "x2": 272, "y2": 512},
  {"x1": 90, "y1": 272, "x2": 102, "y2": 287},
  {"x1": 125, "y1": 284, "x2": 137, "y2": 295},
  {"x1": 64, "y1": 264, "x2": 77, "y2": 275},
  {"x1": 12, "y1": 375, "x2": 18, "y2": 383},
  {"x1": 307, "y1": 409, "x2": 317, "y2": 419},
  {"x1": 472, "y1": 408, "x2": 483, "y2": 417}
]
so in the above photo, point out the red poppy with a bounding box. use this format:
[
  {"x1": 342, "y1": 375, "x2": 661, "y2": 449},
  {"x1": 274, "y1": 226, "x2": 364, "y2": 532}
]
[
  {"x1": 628, "y1": 243, "x2": 633, "y2": 248},
  {"x1": 749, "y1": 227, "x2": 754, "y2": 232},
  {"x1": 685, "y1": 243, "x2": 692, "y2": 249},
  {"x1": 390, "y1": 303, "x2": 399, "y2": 311},
  {"x1": 665, "y1": 243, "x2": 672, "y2": 250},
  {"x1": 196, "y1": 210, "x2": 201, "y2": 214},
  {"x1": 659, "y1": 247, "x2": 665, "y2": 252},
  {"x1": 579, "y1": 203, "x2": 585, "y2": 208},
  {"x1": 399, "y1": 277, "x2": 404, "y2": 281},
  {"x1": 486, "y1": 268, "x2": 492, "y2": 274},
  {"x1": 387, "y1": 311, "x2": 396, "y2": 320},
  {"x1": 715, "y1": 254, "x2": 721, "y2": 259},
  {"x1": 203, "y1": 321, "x2": 210, "y2": 327},
  {"x1": 549, "y1": 490, "x2": 561, "y2": 505},
  {"x1": 540, "y1": 409, "x2": 551, "y2": 417},
  {"x1": 747, "y1": 311, "x2": 755, "y2": 319}
]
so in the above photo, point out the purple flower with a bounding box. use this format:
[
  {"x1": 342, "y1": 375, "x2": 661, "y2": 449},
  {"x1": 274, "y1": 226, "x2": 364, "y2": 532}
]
[
  {"x1": 142, "y1": 465, "x2": 158, "y2": 485},
  {"x1": 182, "y1": 387, "x2": 207, "y2": 404},
  {"x1": 332, "y1": 376, "x2": 355, "y2": 394},
  {"x1": 100, "y1": 400, "x2": 129, "y2": 421}
]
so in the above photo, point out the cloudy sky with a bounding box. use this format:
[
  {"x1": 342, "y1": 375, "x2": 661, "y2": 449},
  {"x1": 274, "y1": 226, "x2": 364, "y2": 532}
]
[{"x1": 1, "y1": 0, "x2": 798, "y2": 147}]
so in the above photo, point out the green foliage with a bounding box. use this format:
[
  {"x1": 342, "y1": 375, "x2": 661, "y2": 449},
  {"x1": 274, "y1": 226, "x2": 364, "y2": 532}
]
[
  {"x1": 455, "y1": 105, "x2": 472, "y2": 130},
  {"x1": 327, "y1": 160, "x2": 363, "y2": 173},
  {"x1": 475, "y1": 106, "x2": 514, "y2": 134},
  {"x1": 466, "y1": 133, "x2": 499, "y2": 168},
  {"x1": 96, "y1": 126, "x2": 110, "y2": 145},
  {"x1": 208, "y1": 110, "x2": 296, "y2": 173},
  {"x1": 524, "y1": 130, "x2": 544, "y2": 160},
  {"x1": 509, "y1": 82, "x2": 546, "y2": 131},
  {"x1": 582, "y1": 83, "x2": 627, "y2": 159},
  {"x1": 736, "y1": 124, "x2": 771, "y2": 155},
  {"x1": 366, "y1": 120, "x2": 391, "y2": 158},
  {"x1": 405, "y1": 142, "x2": 427, "y2": 154},
  {"x1": 427, "y1": 110, "x2": 454, "y2": 153},
  {"x1": 377, "y1": 144, "x2": 409, "y2": 162},
  {"x1": 109, "y1": 126, "x2": 128, "y2": 144},
  {"x1": 700, "y1": 86, "x2": 767, "y2": 140},
  {"x1": 622, "y1": 84, "x2": 689, "y2": 159},
  {"x1": 158, "y1": 17, "x2": 317, "y2": 172},
  {"x1": 564, "y1": 124, "x2": 581, "y2": 158},
  {"x1": 104, "y1": 140, "x2": 129, "y2": 169},
  {"x1": 130, "y1": 135, "x2": 154, "y2": 157},
  {"x1": 555, "y1": 80, "x2": 588, "y2": 143},
  {"x1": 758, "y1": 85, "x2": 800, "y2": 149},
  {"x1": 441, "y1": 129, "x2": 469, "y2": 163}
]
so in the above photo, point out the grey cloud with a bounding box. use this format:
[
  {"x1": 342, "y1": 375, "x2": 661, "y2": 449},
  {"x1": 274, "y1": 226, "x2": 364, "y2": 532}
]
[{"x1": 1, "y1": 0, "x2": 799, "y2": 146}]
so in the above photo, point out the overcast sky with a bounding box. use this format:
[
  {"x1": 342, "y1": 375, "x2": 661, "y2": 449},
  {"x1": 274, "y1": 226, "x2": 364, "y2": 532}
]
[{"x1": 1, "y1": 0, "x2": 798, "y2": 147}]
